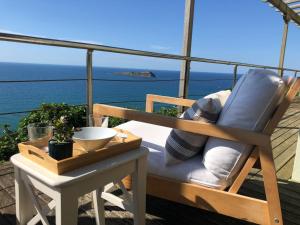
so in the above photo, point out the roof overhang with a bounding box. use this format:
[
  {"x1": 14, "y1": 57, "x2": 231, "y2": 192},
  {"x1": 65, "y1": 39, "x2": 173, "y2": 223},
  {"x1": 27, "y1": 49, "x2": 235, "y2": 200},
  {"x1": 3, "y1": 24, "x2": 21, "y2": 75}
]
[{"x1": 263, "y1": 0, "x2": 300, "y2": 26}]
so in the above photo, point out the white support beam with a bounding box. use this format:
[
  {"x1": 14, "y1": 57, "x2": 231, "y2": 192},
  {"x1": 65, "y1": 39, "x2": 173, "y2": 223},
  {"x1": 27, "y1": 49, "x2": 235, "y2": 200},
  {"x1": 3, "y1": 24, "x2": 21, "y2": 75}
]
[
  {"x1": 284, "y1": 0, "x2": 300, "y2": 4},
  {"x1": 290, "y1": 4, "x2": 300, "y2": 9},
  {"x1": 178, "y1": 0, "x2": 195, "y2": 99}
]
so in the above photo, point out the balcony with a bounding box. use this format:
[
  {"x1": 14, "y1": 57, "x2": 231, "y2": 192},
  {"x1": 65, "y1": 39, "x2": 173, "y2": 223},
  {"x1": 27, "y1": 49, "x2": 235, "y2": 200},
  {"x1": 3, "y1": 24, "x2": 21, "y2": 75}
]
[
  {"x1": 0, "y1": 97, "x2": 299, "y2": 225},
  {"x1": 1, "y1": 1, "x2": 300, "y2": 224}
]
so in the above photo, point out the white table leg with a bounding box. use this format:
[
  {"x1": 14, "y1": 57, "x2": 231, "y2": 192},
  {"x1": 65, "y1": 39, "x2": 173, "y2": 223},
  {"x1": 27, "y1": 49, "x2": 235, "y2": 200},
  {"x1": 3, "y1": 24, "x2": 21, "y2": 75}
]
[
  {"x1": 132, "y1": 155, "x2": 147, "y2": 225},
  {"x1": 28, "y1": 200, "x2": 55, "y2": 225},
  {"x1": 93, "y1": 188, "x2": 106, "y2": 225},
  {"x1": 14, "y1": 167, "x2": 35, "y2": 225},
  {"x1": 23, "y1": 178, "x2": 50, "y2": 225},
  {"x1": 55, "y1": 191, "x2": 78, "y2": 225}
]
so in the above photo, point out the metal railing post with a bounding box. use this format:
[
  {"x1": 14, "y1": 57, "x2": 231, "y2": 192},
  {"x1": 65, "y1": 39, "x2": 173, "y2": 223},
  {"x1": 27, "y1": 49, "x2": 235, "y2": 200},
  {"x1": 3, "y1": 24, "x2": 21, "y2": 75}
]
[
  {"x1": 232, "y1": 65, "x2": 238, "y2": 89},
  {"x1": 178, "y1": 0, "x2": 195, "y2": 100},
  {"x1": 295, "y1": 71, "x2": 298, "y2": 78},
  {"x1": 86, "y1": 49, "x2": 94, "y2": 126},
  {"x1": 278, "y1": 16, "x2": 290, "y2": 77}
]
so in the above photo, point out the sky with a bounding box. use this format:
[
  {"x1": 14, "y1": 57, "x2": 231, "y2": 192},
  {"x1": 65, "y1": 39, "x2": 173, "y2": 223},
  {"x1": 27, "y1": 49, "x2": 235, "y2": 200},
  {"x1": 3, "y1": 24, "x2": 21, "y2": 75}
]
[{"x1": 0, "y1": 0, "x2": 299, "y2": 73}]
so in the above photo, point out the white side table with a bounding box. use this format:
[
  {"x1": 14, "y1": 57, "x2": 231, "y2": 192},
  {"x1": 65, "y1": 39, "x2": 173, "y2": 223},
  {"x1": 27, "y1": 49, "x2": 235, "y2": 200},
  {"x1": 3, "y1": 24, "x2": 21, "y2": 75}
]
[{"x1": 11, "y1": 147, "x2": 148, "y2": 225}]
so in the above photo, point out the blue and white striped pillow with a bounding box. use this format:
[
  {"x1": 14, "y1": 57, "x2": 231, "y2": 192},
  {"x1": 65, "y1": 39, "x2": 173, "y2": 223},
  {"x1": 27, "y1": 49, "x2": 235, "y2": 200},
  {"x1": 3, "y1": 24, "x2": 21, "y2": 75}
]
[{"x1": 164, "y1": 90, "x2": 231, "y2": 166}]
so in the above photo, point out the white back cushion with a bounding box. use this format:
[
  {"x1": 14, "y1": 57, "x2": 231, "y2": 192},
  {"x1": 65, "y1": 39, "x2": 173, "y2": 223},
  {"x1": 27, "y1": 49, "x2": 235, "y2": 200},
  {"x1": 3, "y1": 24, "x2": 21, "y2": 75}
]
[{"x1": 203, "y1": 69, "x2": 287, "y2": 187}]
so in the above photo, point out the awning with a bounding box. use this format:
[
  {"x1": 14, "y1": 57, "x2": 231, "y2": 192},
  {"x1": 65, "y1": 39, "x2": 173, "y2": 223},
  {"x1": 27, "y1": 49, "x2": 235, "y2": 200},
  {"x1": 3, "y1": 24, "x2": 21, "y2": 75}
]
[{"x1": 263, "y1": 0, "x2": 300, "y2": 26}]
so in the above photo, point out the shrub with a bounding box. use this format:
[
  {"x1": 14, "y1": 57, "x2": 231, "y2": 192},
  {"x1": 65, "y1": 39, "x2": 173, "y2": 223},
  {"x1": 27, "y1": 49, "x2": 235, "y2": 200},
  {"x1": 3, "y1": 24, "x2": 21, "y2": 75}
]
[
  {"x1": 0, "y1": 103, "x2": 178, "y2": 161},
  {"x1": 155, "y1": 106, "x2": 178, "y2": 117},
  {"x1": 108, "y1": 117, "x2": 127, "y2": 128},
  {"x1": 17, "y1": 103, "x2": 86, "y2": 141},
  {"x1": 0, "y1": 125, "x2": 19, "y2": 161},
  {"x1": 107, "y1": 106, "x2": 178, "y2": 127},
  {"x1": 0, "y1": 103, "x2": 86, "y2": 161}
]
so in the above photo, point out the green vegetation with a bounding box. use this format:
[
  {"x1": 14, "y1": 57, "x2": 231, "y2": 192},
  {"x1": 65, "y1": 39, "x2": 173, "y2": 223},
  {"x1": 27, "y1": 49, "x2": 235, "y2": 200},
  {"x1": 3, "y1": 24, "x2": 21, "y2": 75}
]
[
  {"x1": 0, "y1": 103, "x2": 86, "y2": 161},
  {"x1": 17, "y1": 103, "x2": 86, "y2": 141},
  {"x1": 52, "y1": 116, "x2": 75, "y2": 143},
  {"x1": 155, "y1": 106, "x2": 178, "y2": 117},
  {"x1": 0, "y1": 103, "x2": 179, "y2": 161},
  {"x1": 107, "y1": 106, "x2": 178, "y2": 127},
  {"x1": 108, "y1": 117, "x2": 127, "y2": 128},
  {"x1": 0, "y1": 125, "x2": 19, "y2": 161}
]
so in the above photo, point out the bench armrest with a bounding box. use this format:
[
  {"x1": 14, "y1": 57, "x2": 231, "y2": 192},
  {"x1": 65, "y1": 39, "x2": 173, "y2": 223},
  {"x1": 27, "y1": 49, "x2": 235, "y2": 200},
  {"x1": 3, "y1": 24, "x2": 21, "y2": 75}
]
[
  {"x1": 146, "y1": 94, "x2": 196, "y2": 112},
  {"x1": 93, "y1": 104, "x2": 270, "y2": 147}
]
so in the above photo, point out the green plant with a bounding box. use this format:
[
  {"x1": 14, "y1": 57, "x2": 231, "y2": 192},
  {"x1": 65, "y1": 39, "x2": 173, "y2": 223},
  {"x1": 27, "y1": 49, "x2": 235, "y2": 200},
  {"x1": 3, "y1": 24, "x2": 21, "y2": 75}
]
[
  {"x1": 17, "y1": 103, "x2": 86, "y2": 141},
  {"x1": 108, "y1": 117, "x2": 127, "y2": 128},
  {"x1": 0, "y1": 104, "x2": 179, "y2": 161},
  {"x1": 52, "y1": 116, "x2": 74, "y2": 143},
  {"x1": 155, "y1": 106, "x2": 178, "y2": 117},
  {"x1": 0, "y1": 103, "x2": 86, "y2": 161},
  {"x1": 106, "y1": 106, "x2": 178, "y2": 128},
  {"x1": 0, "y1": 125, "x2": 19, "y2": 161}
]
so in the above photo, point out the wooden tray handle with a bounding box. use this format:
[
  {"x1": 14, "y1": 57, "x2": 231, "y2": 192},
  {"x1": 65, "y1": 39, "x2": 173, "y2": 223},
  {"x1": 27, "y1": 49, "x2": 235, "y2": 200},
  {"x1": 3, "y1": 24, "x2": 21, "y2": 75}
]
[
  {"x1": 19, "y1": 143, "x2": 49, "y2": 161},
  {"x1": 28, "y1": 148, "x2": 45, "y2": 160}
]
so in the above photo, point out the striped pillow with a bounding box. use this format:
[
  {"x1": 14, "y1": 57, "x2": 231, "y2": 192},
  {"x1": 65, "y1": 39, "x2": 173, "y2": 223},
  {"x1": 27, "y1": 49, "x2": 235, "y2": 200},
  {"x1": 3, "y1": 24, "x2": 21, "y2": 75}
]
[{"x1": 164, "y1": 90, "x2": 231, "y2": 166}]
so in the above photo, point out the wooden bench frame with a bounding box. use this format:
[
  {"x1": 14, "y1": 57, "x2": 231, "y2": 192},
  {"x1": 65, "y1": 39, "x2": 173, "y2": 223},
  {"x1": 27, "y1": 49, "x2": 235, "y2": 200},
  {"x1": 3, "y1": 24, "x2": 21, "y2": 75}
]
[{"x1": 93, "y1": 78, "x2": 300, "y2": 225}]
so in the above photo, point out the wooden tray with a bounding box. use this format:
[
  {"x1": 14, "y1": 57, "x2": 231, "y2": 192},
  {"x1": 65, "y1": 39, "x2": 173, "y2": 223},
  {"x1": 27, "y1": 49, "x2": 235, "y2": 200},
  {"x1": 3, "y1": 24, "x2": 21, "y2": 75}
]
[{"x1": 18, "y1": 128, "x2": 142, "y2": 174}]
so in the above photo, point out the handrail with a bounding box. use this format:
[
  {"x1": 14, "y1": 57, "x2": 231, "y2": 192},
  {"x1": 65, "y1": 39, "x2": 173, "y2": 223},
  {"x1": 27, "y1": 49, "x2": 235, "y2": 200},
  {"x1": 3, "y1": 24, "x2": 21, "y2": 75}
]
[
  {"x1": 0, "y1": 78, "x2": 233, "y2": 83},
  {"x1": 0, "y1": 78, "x2": 86, "y2": 83},
  {"x1": 0, "y1": 77, "x2": 229, "y2": 116},
  {"x1": 0, "y1": 99, "x2": 145, "y2": 116},
  {"x1": 0, "y1": 94, "x2": 213, "y2": 116},
  {"x1": 0, "y1": 32, "x2": 300, "y2": 73},
  {"x1": 0, "y1": 31, "x2": 299, "y2": 122}
]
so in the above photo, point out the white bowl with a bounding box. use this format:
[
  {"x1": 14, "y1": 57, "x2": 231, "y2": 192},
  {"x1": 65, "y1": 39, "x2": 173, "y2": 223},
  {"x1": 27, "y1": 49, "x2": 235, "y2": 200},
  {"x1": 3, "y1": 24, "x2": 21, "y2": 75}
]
[{"x1": 72, "y1": 127, "x2": 117, "y2": 151}]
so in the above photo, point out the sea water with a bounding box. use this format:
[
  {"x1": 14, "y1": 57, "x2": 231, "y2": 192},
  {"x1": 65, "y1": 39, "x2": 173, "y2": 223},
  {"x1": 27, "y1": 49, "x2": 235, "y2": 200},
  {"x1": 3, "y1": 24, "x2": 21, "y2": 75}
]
[{"x1": 0, "y1": 62, "x2": 234, "y2": 129}]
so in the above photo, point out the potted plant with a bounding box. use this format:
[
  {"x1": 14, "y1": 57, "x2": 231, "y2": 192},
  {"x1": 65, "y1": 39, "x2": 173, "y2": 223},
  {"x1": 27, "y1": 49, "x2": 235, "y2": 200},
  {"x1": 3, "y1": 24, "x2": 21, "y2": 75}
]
[{"x1": 48, "y1": 116, "x2": 74, "y2": 160}]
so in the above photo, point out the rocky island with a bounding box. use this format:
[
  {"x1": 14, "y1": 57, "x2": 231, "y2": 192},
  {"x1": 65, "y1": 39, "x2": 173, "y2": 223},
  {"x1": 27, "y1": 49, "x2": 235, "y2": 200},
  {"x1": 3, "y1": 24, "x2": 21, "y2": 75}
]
[{"x1": 113, "y1": 71, "x2": 156, "y2": 78}]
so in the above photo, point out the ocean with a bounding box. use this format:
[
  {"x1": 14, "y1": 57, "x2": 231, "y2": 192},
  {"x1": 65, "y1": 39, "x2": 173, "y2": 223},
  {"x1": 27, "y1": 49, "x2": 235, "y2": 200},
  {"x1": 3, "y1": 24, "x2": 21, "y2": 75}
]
[{"x1": 0, "y1": 62, "x2": 234, "y2": 129}]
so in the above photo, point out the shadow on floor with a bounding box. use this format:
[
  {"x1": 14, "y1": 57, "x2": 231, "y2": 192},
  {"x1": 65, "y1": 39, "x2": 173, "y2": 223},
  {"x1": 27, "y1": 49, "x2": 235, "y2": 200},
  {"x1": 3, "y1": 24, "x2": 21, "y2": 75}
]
[
  {"x1": 1, "y1": 178, "x2": 300, "y2": 225},
  {"x1": 240, "y1": 177, "x2": 300, "y2": 225}
]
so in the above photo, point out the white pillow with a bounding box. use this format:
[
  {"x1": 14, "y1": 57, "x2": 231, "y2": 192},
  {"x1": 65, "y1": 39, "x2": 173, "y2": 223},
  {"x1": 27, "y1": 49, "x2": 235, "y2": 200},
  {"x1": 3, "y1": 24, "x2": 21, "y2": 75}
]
[
  {"x1": 202, "y1": 69, "x2": 287, "y2": 187},
  {"x1": 164, "y1": 90, "x2": 231, "y2": 165}
]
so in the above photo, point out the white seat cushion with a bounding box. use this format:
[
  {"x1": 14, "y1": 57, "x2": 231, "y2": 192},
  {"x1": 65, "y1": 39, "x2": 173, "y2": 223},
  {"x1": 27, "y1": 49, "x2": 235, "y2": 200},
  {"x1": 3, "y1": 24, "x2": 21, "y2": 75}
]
[{"x1": 117, "y1": 121, "x2": 227, "y2": 189}]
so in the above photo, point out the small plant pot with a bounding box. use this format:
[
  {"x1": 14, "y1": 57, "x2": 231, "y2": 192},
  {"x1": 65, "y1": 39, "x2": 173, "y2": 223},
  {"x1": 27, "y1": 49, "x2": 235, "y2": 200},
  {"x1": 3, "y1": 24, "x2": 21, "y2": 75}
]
[{"x1": 48, "y1": 140, "x2": 73, "y2": 160}]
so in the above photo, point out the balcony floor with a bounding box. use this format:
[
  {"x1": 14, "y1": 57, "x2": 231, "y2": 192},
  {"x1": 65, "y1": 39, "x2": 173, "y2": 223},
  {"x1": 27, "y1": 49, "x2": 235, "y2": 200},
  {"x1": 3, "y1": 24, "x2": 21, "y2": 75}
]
[{"x1": 1, "y1": 98, "x2": 300, "y2": 225}]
